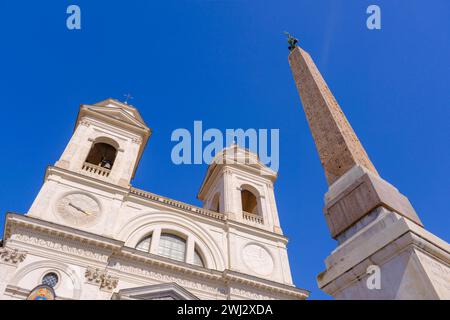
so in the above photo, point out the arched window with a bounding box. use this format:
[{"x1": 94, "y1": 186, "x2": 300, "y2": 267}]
[
  {"x1": 42, "y1": 272, "x2": 59, "y2": 288},
  {"x1": 85, "y1": 142, "x2": 117, "y2": 170},
  {"x1": 134, "y1": 232, "x2": 206, "y2": 268},
  {"x1": 136, "y1": 235, "x2": 152, "y2": 253},
  {"x1": 241, "y1": 189, "x2": 259, "y2": 215},
  {"x1": 193, "y1": 248, "x2": 205, "y2": 267},
  {"x1": 210, "y1": 193, "x2": 220, "y2": 213},
  {"x1": 158, "y1": 233, "x2": 186, "y2": 262}
]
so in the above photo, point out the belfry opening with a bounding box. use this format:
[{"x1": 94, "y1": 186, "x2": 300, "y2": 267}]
[{"x1": 85, "y1": 142, "x2": 117, "y2": 170}]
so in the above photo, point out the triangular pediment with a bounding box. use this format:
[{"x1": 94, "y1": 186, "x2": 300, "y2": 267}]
[
  {"x1": 83, "y1": 104, "x2": 147, "y2": 129},
  {"x1": 94, "y1": 98, "x2": 145, "y2": 124},
  {"x1": 112, "y1": 283, "x2": 199, "y2": 300},
  {"x1": 76, "y1": 98, "x2": 147, "y2": 128}
]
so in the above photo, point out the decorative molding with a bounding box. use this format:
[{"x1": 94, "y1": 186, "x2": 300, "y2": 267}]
[
  {"x1": 111, "y1": 260, "x2": 223, "y2": 295},
  {"x1": 113, "y1": 283, "x2": 201, "y2": 300},
  {"x1": 130, "y1": 188, "x2": 225, "y2": 221},
  {"x1": 4, "y1": 285, "x2": 75, "y2": 300},
  {"x1": 12, "y1": 231, "x2": 109, "y2": 263},
  {"x1": 85, "y1": 267, "x2": 104, "y2": 285},
  {"x1": 0, "y1": 247, "x2": 27, "y2": 265},
  {"x1": 230, "y1": 287, "x2": 275, "y2": 300},
  {"x1": 3, "y1": 214, "x2": 304, "y2": 299},
  {"x1": 223, "y1": 271, "x2": 309, "y2": 299},
  {"x1": 85, "y1": 267, "x2": 119, "y2": 291},
  {"x1": 102, "y1": 274, "x2": 119, "y2": 291},
  {"x1": 131, "y1": 137, "x2": 142, "y2": 144},
  {"x1": 79, "y1": 119, "x2": 91, "y2": 127}
]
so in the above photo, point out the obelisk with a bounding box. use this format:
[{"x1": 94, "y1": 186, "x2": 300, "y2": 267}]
[{"x1": 286, "y1": 34, "x2": 450, "y2": 299}]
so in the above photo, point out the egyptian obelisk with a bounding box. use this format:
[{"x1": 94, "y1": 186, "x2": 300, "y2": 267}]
[{"x1": 286, "y1": 34, "x2": 450, "y2": 299}]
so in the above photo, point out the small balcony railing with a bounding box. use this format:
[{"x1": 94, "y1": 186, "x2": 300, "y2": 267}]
[
  {"x1": 243, "y1": 211, "x2": 264, "y2": 224},
  {"x1": 82, "y1": 162, "x2": 111, "y2": 177}
]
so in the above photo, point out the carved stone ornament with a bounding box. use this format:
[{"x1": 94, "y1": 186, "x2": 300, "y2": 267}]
[
  {"x1": 0, "y1": 247, "x2": 27, "y2": 265},
  {"x1": 85, "y1": 267, "x2": 118, "y2": 291},
  {"x1": 131, "y1": 137, "x2": 142, "y2": 144},
  {"x1": 79, "y1": 119, "x2": 91, "y2": 127}
]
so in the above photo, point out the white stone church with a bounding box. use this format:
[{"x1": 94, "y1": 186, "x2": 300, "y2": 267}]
[{"x1": 0, "y1": 98, "x2": 309, "y2": 300}]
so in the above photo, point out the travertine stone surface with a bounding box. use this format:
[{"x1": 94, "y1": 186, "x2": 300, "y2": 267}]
[
  {"x1": 289, "y1": 44, "x2": 450, "y2": 299},
  {"x1": 324, "y1": 165, "x2": 422, "y2": 238},
  {"x1": 288, "y1": 46, "x2": 378, "y2": 185},
  {"x1": 317, "y1": 209, "x2": 450, "y2": 299},
  {"x1": 0, "y1": 99, "x2": 307, "y2": 300}
]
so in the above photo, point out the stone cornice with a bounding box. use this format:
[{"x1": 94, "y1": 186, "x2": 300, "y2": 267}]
[
  {"x1": 225, "y1": 220, "x2": 289, "y2": 244},
  {"x1": 129, "y1": 188, "x2": 226, "y2": 222},
  {"x1": 45, "y1": 166, "x2": 130, "y2": 196},
  {"x1": 3, "y1": 214, "x2": 307, "y2": 299},
  {"x1": 4, "y1": 285, "x2": 74, "y2": 300},
  {"x1": 223, "y1": 270, "x2": 309, "y2": 299},
  {"x1": 4, "y1": 213, "x2": 123, "y2": 251},
  {"x1": 119, "y1": 249, "x2": 306, "y2": 298},
  {"x1": 129, "y1": 188, "x2": 288, "y2": 242},
  {"x1": 116, "y1": 247, "x2": 224, "y2": 281},
  {"x1": 113, "y1": 249, "x2": 307, "y2": 298}
]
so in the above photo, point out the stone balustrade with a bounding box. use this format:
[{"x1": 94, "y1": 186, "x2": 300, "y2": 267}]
[
  {"x1": 130, "y1": 188, "x2": 225, "y2": 221},
  {"x1": 82, "y1": 162, "x2": 111, "y2": 177},
  {"x1": 243, "y1": 211, "x2": 264, "y2": 224}
]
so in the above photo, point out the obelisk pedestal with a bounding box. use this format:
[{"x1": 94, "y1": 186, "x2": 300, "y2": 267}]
[
  {"x1": 287, "y1": 39, "x2": 450, "y2": 299},
  {"x1": 318, "y1": 165, "x2": 450, "y2": 299}
]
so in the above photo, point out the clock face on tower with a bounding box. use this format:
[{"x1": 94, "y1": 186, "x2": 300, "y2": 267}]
[{"x1": 55, "y1": 193, "x2": 101, "y2": 227}]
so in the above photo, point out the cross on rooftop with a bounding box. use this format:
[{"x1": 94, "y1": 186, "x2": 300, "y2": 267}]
[{"x1": 123, "y1": 93, "x2": 133, "y2": 104}]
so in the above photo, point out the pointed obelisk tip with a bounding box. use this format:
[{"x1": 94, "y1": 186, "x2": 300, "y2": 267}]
[{"x1": 284, "y1": 32, "x2": 299, "y2": 52}]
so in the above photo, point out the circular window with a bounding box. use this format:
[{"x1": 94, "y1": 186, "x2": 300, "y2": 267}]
[{"x1": 42, "y1": 272, "x2": 59, "y2": 288}]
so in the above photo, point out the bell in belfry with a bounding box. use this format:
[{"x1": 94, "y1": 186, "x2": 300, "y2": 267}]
[{"x1": 100, "y1": 158, "x2": 112, "y2": 169}]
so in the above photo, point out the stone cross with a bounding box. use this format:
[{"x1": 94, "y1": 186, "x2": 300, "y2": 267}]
[{"x1": 123, "y1": 93, "x2": 133, "y2": 105}]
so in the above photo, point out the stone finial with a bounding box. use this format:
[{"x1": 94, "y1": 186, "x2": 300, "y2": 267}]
[
  {"x1": 288, "y1": 45, "x2": 379, "y2": 185},
  {"x1": 0, "y1": 247, "x2": 27, "y2": 265}
]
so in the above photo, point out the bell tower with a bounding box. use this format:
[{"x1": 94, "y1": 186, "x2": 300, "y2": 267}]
[
  {"x1": 27, "y1": 98, "x2": 151, "y2": 236},
  {"x1": 198, "y1": 144, "x2": 283, "y2": 234},
  {"x1": 55, "y1": 98, "x2": 151, "y2": 187}
]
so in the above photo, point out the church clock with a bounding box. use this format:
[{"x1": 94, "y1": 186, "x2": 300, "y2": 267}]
[{"x1": 55, "y1": 193, "x2": 101, "y2": 226}]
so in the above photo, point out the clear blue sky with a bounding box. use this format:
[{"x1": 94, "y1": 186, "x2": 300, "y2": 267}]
[{"x1": 0, "y1": 1, "x2": 449, "y2": 299}]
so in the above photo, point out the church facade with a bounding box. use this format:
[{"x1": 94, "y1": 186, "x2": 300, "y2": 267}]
[{"x1": 0, "y1": 99, "x2": 308, "y2": 300}]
